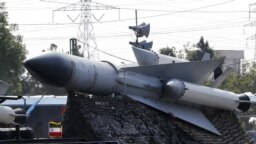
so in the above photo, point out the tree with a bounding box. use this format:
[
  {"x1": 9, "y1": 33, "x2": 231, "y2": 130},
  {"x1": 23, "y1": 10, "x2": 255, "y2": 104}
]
[
  {"x1": 159, "y1": 37, "x2": 215, "y2": 61},
  {"x1": 0, "y1": 3, "x2": 27, "y2": 95},
  {"x1": 159, "y1": 46, "x2": 176, "y2": 57},
  {"x1": 186, "y1": 36, "x2": 214, "y2": 61},
  {"x1": 220, "y1": 62, "x2": 256, "y2": 93},
  {"x1": 21, "y1": 73, "x2": 45, "y2": 95},
  {"x1": 219, "y1": 62, "x2": 256, "y2": 131}
]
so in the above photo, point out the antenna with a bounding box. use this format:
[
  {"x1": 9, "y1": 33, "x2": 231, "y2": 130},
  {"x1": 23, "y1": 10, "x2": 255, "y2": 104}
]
[{"x1": 128, "y1": 11, "x2": 152, "y2": 51}]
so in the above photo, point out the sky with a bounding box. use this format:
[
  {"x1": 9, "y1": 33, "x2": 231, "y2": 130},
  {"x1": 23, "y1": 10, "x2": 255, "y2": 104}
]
[{"x1": 1, "y1": 0, "x2": 256, "y2": 64}]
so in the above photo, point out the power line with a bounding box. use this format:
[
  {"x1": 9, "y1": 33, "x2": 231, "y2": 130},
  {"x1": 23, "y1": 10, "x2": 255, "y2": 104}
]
[
  {"x1": 18, "y1": 22, "x2": 75, "y2": 27},
  {"x1": 116, "y1": 9, "x2": 247, "y2": 13},
  {"x1": 39, "y1": 0, "x2": 70, "y2": 5},
  {"x1": 10, "y1": 0, "x2": 236, "y2": 26},
  {"x1": 76, "y1": 39, "x2": 135, "y2": 63},
  {"x1": 14, "y1": 17, "x2": 246, "y2": 26},
  {"x1": 133, "y1": 0, "x2": 236, "y2": 18},
  {"x1": 22, "y1": 20, "x2": 246, "y2": 40},
  {"x1": 15, "y1": 12, "x2": 247, "y2": 35},
  {"x1": 5, "y1": 6, "x2": 248, "y2": 13}
]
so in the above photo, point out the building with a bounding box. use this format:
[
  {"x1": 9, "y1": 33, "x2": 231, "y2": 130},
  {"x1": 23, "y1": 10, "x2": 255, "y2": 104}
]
[
  {"x1": 2, "y1": 96, "x2": 67, "y2": 138},
  {"x1": 214, "y1": 50, "x2": 244, "y2": 74}
]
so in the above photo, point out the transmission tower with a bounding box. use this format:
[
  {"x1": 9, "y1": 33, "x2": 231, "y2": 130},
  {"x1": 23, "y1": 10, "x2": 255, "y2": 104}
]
[
  {"x1": 53, "y1": 0, "x2": 117, "y2": 59},
  {"x1": 245, "y1": 3, "x2": 256, "y2": 62}
]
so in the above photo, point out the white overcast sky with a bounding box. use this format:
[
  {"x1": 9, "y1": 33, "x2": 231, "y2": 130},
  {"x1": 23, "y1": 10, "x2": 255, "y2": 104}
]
[{"x1": 1, "y1": 0, "x2": 256, "y2": 64}]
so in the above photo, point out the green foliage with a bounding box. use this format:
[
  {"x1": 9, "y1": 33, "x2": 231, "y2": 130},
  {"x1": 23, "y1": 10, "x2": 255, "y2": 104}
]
[
  {"x1": 21, "y1": 73, "x2": 45, "y2": 95},
  {"x1": 159, "y1": 46, "x2": 187, "y2": 59},
  {"x1": 159, "y1": 37, "x2": 215, "y2": 61},
  {"x1": 220, "y1": 62, "x2": 256, "y2": 93},
  {"x1": 21, "y1": 73, "x2": 66, "y2": 95},
  {"x1": 0, "y1": 3, "x2": 27, "y2": 94},
  {"x1": 159, "y1": 46, "x2": 176, "y2": 57},
  {"x1": 222, "y1": 62, "x2": 256, "y2": 131},
  {"x1": 186, "y1": 36, "x2": 214, "y2": 61}
]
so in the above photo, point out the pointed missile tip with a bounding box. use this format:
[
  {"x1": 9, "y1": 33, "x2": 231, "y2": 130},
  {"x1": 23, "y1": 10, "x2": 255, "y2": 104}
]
[
  {"x1": 23, "y1": 53, "x2": 73, "y2": 87},
  {"x1": 23, "y1": 59, "x2": 31, "y2": 69}
]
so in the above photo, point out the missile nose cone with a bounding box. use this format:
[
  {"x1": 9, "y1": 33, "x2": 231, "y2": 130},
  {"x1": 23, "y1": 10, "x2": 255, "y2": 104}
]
[{"x1": 23, "y1": 52, "x2": 73, "y2": 87}]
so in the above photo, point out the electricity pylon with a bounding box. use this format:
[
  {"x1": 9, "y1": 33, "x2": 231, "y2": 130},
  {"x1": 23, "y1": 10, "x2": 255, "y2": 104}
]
[
  {"x1": 245, "y1": 3, "x2": 256, "y2": 62},
  {"x1": 53, "y1": 0, "x2": 116, "y2": 59}
]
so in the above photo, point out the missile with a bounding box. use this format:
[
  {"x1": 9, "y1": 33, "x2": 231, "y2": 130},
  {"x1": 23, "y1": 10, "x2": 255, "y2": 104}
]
[
  {"x1": 0, "y1": 94, "x2": 44, "y2": 125},
  {"x1": 0, "y1": 106, "x2": 15, "y2": 124},
  {"x1": 23, "y1": 52, "x2": 256, "y2": 135},
  {"x1": 163, "y1": 79, "x2": 255, "y2": 112},
  {"x1": 23, "y1": 52, "x2": 255, "y2": 111},
  {"x1": 0, "y1": 106, "x2": 26, "y2": 124}
]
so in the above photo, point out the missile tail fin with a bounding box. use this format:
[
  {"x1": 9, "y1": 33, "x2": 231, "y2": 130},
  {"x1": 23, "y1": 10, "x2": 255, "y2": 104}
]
[
  {"x1": 132, "y1": 47, "x2": 158, "y2": 65},
  {"x1": 201, "y1": 52, "x2": 211, "y2": 61},
  {"x1": 211, "y1": 67, "x2": 233, "y2": 88},
  {"x1": 126, "y1": 94, "x2": 221, "y2": 135}
]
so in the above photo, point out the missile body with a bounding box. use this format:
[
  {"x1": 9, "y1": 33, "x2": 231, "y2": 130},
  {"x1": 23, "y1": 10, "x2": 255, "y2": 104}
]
[
  {"x1": 65, "y1": 57, "x2": 117, "y2": 94},
  {"x1": 0, "y1": 106, "x2": 15, "y2": 124},
  {"x1": 67, "y1": 56, "x2": 162, "y2": 98},
  {"x1": 116, "y1": 71, "x2": 162, "y2": 99},
  {"x1": 24, "y1": 52, "x2": 256, "y2": 112}
]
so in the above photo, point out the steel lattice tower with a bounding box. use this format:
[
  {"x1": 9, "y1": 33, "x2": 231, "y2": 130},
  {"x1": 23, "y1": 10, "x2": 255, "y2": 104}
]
[
  {"x1": 77, "y1": 0, "x2": 97, "y2": 59},
  {"x1": 245, "y1": 3, "x2": 256, "y2": 62},
  {"x1": 53, "y1": 0, "x2": 116, "y2": 59}
]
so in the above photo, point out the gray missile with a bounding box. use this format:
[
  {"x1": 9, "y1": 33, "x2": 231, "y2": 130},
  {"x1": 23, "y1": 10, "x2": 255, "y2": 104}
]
[
  {"x1": 164, "y1": 79, "x2": 255, "y2": 112},
  {"x1": 0, "y1": 106, "x2": 27, "y2": 124},
  {"x1": 24, "y1": 52, "x2": 256, "y2": 135},
  {"x1": 0, "y1": 95, "x2": 44, "y2": 125},
  {"x1": 0, "y1": 106, "x2": 16, "y2": 124}
]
